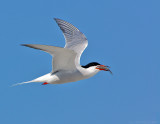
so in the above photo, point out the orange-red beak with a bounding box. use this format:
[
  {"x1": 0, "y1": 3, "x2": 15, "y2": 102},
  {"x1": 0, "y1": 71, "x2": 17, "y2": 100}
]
[{"x1": 96, "y1": 65, "x2": 112, "y2": 74}]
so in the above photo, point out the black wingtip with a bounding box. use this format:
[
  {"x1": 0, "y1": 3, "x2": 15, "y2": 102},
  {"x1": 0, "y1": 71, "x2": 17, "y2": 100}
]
[
  {"x1": 54, "y1": 18, "x2": 60, "y2": 21},
  {"x1": 53, "y1": 18, "x2": 57, "y2": 20},
  {"x1": 21, "y1": 44, "x2": 33, "y2": 48},
  {"x1": 21, "y1": 44, "x2": 27, "y2": 47},
  {"x1": 54, "y1": 18, "x2": 66, "y2": 23}
]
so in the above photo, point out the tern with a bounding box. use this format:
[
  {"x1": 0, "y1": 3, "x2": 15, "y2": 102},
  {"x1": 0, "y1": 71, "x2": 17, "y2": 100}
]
[{"x1": 14, "y1": 18, "x2": 112, "y2": 86}]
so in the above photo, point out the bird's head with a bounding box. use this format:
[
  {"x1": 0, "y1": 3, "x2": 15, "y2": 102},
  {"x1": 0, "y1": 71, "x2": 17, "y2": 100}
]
[{"x1": 82, "y1": 62, "x2": 112, "y2": 74}]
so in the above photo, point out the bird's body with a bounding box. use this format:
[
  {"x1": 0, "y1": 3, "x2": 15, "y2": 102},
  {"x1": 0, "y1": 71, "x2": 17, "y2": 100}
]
[
  {"x1": 30, "y1": 67, "x2": 100, "y2": 84},
  {"x1": 14, "y1": 18, "x2": 111, "y2": 86}
]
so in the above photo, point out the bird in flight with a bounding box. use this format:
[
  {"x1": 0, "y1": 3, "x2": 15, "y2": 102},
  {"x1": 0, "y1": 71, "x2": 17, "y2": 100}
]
[{"x1": 14, "y1": 18, "x2": 112, "y2": 86}]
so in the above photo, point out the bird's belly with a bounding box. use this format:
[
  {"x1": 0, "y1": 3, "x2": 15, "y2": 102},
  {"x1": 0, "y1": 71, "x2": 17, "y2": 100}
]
[{"x1": 49, "y1": 70, "x2": 86, "y2": 84}]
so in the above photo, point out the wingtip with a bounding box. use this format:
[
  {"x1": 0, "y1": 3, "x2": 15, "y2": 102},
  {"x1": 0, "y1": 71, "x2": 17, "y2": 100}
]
[
  {"x1": 54, "y1": 18, "x2": 66, "y2": 22},
  {"x1": 21, "y1": 44, "x2": 31, "y2": 47},
  {"x1": 21, "y1": 44, "x2": 27, "y2": 46},
  {"x1": 54, "y1": 18, "x2": 60, "y2": 21}
]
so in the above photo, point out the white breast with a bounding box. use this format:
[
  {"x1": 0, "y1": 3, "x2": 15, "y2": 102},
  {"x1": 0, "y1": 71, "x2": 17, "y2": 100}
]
[{"x1": 48, "y1": 66, "x2": 100, "y2": 84}]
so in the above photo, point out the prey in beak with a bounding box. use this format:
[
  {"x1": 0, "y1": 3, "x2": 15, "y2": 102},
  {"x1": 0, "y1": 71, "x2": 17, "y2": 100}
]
[{"x1": 96, "y1": 65, "x2": 112, "y2": 74}]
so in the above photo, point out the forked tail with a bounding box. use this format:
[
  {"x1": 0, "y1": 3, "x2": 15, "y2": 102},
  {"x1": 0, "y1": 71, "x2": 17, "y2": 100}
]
[
  {"x1": 11, "y1": 80, "x2": 34, "y2": 87},
  {"x1": 12, "y1": 73, "x2": 51, "y2": 86}
]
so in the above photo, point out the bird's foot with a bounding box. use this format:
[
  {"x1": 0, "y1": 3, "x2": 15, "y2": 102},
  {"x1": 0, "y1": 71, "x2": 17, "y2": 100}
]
[{"x1": 42, "y1": 82, "x2": 48, "y2": 85}]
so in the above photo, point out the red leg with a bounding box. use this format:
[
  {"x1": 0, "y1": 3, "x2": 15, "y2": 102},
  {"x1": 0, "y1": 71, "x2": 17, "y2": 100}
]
[{"x1": 42, "y1": 82, "x2": 48, "y2": 85}]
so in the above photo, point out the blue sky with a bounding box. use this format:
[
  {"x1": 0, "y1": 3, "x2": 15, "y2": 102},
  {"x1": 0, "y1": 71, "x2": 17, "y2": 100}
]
[{"x1": 0, "y1": 0, "x2": 160, "y2": 124}]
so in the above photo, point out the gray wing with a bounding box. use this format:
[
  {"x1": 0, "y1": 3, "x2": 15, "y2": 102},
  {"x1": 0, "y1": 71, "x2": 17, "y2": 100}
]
[
  {"x1": 54, "y1": 18, "x2": 88, "y2": 66},
  {"x1": 22, "y1": 44, "x2": 77, "y2": 72}
]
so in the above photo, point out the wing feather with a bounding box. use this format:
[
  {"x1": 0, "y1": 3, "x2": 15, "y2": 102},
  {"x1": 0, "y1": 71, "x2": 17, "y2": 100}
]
[
  {"x1": 22, "y1": 44, "x2": 77, "y2": 72},
  {"x1": 22, "y1": 19, "x2": 88, "y2": 72},
  {"x1": 54, "y1": 18, "x2": 88, "y2": 65}
]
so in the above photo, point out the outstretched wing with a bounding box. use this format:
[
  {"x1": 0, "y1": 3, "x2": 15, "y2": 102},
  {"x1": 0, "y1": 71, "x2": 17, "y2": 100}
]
[
  {"x1": 54, "y1": 18, "x2": 88, "y2": 66},
  {"x1": 22, "y1": 44, "x2": 77, "y2": 72}
]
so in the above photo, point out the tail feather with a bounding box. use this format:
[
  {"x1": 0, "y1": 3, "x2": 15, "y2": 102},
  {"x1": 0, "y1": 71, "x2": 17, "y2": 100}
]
[{"x1": 11, "y1": 81, "x2": 34, "y2": 87}]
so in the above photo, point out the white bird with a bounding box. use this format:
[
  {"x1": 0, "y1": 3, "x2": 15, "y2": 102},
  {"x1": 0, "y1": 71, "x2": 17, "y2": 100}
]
[{"x1": 14, "y1": 18, "x2": 112, "y2": 86}]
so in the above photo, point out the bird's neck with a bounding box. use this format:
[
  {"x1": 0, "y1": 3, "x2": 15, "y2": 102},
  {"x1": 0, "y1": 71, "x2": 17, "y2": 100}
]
[{"x1": 77, "y1": 66, "x2": 100, "y2": 78}]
